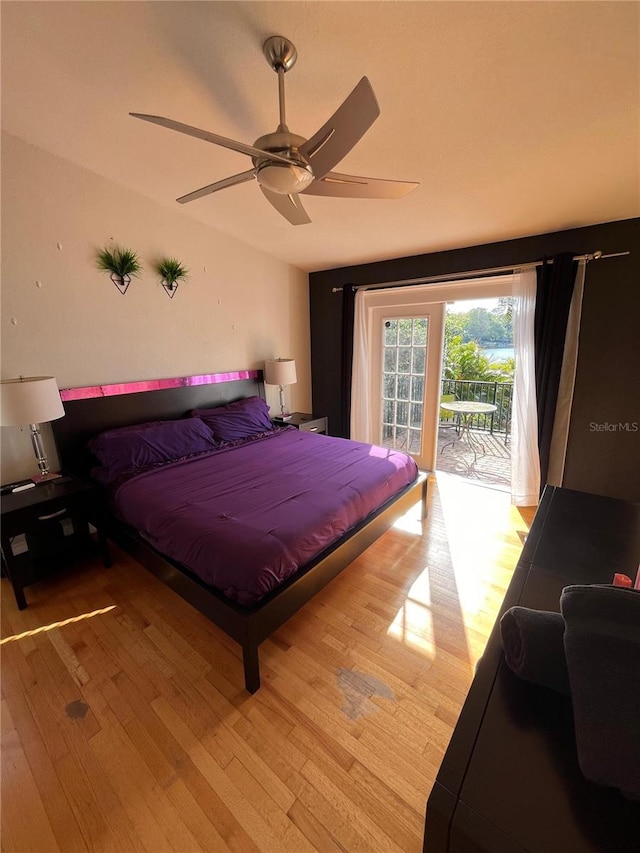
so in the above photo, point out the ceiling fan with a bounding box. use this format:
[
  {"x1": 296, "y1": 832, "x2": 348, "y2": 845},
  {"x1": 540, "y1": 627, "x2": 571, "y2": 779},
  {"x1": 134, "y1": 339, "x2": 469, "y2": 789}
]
[{"x1": 130, "y1": 35, "x2": 419, "y2": 225}]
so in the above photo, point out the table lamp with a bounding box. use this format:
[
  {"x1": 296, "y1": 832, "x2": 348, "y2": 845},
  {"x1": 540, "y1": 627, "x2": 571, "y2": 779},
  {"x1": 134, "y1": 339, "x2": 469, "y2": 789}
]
[
  {"x1": 264, "y1": 358, "x2": 297, "y2": 419},
  {"x1": 1, "y1": 376, "x2": 65, "y2": 481}
]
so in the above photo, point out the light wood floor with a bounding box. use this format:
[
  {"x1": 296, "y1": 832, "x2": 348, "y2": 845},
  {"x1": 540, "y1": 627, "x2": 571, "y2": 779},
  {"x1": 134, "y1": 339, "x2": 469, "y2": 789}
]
[{"x1": 1, "y1": 473, "x2": 535, "y2": 853}]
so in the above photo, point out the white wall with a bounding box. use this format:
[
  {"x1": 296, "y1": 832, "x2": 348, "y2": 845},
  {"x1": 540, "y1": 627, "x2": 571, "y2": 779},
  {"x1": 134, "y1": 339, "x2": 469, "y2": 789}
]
[{"x1": 1, "y1": 132, "x2": 310, "y2": 482}]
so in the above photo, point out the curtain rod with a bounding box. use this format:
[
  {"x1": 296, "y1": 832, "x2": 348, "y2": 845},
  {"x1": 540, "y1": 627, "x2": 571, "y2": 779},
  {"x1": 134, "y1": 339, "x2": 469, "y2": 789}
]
[{"x1": 330, "y1": 249, "x2": 630, "y2": 293}]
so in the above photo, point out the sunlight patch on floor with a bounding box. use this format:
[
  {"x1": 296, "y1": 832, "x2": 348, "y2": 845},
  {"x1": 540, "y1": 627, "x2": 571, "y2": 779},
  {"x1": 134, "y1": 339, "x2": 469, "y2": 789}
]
[
  {"x1": 392, "y1": 498, "x2": 425, "y2": 534},
  {"x1": 1, "y1": 605, "x2": 117, "y2": 644},
  {"x1": 436, "y1": 473, "x2": 531, "y2": 666},
  {"x1": 387, "y1": 590, "x2": 436, "y2": 657},
  {"x1": 387, "y1": 474, "x2": 528, "y2": 664},
  {"x1": 437, "y1": 473, "x2": 514, "y2": 613},
  {"x1": 406, "y1": 566, "x2": 432, "y2": 607}
]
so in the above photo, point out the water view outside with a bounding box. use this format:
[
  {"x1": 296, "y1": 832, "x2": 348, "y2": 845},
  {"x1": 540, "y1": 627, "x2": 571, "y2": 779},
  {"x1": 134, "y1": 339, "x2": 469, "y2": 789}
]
[
  {"x1": 480, "y1": 346, "x2": 514, "y2": 362},
  {"x1": 445, "y1": 297, "x2": 514, "y2": 382},
  {"x1": 440, "y1": 298, "x2": 514, "y2": 487}
]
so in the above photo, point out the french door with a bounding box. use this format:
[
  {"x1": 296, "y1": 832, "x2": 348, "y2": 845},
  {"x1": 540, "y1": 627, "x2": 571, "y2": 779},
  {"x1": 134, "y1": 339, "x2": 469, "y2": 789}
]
[{"x1": 371, "y1": 304, "x2": 444, "y2": 471}]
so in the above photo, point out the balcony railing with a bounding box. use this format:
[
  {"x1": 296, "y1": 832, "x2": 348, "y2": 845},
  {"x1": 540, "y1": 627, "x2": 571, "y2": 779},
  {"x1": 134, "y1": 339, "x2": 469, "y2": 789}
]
[{"x1": 441, "y1": 379, "x2": 513, "y2": 436}]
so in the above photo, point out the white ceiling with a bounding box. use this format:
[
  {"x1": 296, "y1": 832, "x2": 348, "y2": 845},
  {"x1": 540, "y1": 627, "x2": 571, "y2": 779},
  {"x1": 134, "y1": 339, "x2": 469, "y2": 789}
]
[{"x1": 2, "y1": 1, "x2": 638, "y2": 272}]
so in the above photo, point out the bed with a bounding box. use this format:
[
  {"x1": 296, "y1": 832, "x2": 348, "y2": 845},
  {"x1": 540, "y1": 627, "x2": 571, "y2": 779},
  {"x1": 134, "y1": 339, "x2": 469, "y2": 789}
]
[{"x1": 53, "y1": 370, "x2": 428, "y2": 692}]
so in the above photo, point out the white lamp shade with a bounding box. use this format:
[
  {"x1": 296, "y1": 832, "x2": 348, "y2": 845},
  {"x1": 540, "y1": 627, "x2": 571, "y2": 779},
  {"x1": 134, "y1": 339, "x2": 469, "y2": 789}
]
[
  {"x1": 256, "y1": 162, "x2": 314, "y2": 195},
  {"x1": 0, "y1": 376, "x2": 65, "y2": 426},
  {"x1": 264, "y1": 358, "x2": 297, "y2": 387}
]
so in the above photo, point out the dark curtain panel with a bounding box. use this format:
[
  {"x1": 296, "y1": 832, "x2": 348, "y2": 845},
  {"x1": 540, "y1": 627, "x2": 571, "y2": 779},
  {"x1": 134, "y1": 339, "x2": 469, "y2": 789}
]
[
  {"x1": 534, "y1": 252, "x2": 578, "y2": 490},
  {"x1": 339, "y1": 284, "x2": 356, "y2": 438}
]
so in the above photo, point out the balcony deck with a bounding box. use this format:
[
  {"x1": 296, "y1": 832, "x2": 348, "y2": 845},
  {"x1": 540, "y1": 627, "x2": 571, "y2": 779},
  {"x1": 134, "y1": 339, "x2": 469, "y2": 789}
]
[
  {"x1": 436, "y1": 425, "x2": 511, "y2": 490},
  {"x1": 381, "y1": 379, "x2": 513, "y2": 489},
  {"x1": 382, "y1": 426, "x2": 511, "y2": 490}
]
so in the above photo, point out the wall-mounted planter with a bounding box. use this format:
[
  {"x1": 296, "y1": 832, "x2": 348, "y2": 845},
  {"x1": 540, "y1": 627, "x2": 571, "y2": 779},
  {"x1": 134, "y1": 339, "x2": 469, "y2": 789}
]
[
  {"x1": 97, "y1": 246, "x2": 142, "y2": 295},
  {"x1": 111, "y1": 273, "x2": 132, "y2": 295},
  {"x1": 156, "y1": 257, "x2": 188, "y2": 299},
  {"x1": 161, "y1": 279, "x2": 179, "y2": 299}
]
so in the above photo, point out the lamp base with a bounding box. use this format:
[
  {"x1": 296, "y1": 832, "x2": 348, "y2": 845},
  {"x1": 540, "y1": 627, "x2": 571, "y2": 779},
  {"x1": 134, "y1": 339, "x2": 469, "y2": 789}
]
[
  {"x1": 278, "y1": 385, "x2": 293, "y2": 420},
  {"x1": 32, "y1": 471, "x2": 62, "y2": 484}
]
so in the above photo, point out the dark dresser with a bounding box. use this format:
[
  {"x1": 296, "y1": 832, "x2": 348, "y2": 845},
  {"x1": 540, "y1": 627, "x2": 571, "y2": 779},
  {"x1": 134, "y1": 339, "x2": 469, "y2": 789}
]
[{"x1": 424, "y1": 485, "x2": 640, "y2": 853}]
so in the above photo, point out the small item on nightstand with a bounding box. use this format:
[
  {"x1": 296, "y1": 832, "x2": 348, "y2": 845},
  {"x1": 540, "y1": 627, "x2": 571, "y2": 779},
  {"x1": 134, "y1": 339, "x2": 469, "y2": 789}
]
[
  {"x1": 1, "y1": 479, "x2": 33, "y2": 495},
  {"x1": 12, "y1": 483, "x2": 36, "y2": 493}
]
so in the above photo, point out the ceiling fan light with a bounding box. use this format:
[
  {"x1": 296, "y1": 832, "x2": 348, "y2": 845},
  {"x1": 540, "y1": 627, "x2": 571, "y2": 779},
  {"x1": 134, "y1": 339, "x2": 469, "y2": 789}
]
[{"x1": 256, "y1": 161, "x2": 314, "y2": 195}]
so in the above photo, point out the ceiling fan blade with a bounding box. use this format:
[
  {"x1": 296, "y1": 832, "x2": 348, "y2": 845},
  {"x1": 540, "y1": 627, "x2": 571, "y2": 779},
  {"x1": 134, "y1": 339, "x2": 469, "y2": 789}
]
[
  {"x1": 299, "y1": 78, "x2": 380, "y2": 180},
  {"x1": 260, "y1": 188, "x2": 311, "y2": 225},
  {"x1": 176, "y1": 170, "x2": 255, "y2": 204},
  {"x1": 130, "y1": 113, "x2": 293, "y2": 165},
  {"x1": 303, "y1": 171, "x2": 419, "y2": 199}
]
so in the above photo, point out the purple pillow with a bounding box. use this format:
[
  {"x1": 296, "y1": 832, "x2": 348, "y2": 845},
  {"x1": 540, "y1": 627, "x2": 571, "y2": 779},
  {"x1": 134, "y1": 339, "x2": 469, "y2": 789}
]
[
  {"x1": 192, "y1": 396, "x2": 274, "y2": 442},
  {"x1": 88, "y1": 418, "x2": 217, "y2": 479},
  {"x1": 90, "y1": 420, "x2": 165, "y2": 435}
]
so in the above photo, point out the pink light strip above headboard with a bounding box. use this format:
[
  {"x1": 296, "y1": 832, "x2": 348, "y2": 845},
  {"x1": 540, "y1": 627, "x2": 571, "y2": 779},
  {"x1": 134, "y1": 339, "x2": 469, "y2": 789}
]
[{"x1": 60, "y1": 370, "x2": 261, "y2": 402}]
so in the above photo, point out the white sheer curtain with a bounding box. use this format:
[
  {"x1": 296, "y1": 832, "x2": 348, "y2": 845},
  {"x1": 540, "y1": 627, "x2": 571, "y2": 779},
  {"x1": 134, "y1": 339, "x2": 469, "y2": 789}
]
[
  {"x1": 351, "y1": 288, "x2": 373, "y2": 442},
  {"x1": 547, "y1": 260, "x2": 586, "y2": 485},
  {"x1": 511, "y1": 267, "x2": 540, "y2": 505}
]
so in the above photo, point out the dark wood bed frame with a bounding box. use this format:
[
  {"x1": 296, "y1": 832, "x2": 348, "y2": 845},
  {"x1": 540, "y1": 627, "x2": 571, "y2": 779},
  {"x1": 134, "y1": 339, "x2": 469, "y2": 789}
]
[{"x1": 53, "y1": 370, "x2": 428, "y2": 693}]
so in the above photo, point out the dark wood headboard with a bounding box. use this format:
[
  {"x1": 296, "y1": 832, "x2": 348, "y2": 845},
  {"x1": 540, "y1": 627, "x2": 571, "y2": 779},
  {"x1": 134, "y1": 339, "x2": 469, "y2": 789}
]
[{"x1": 53, "y1": 370, "x2": 264, "y2": 477}]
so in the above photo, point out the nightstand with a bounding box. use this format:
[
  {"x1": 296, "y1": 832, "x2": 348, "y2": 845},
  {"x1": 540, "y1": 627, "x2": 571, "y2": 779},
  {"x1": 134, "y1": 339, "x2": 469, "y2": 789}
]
[
  {"x1": 0, "y1": 476, "x2": 111, "y2": 609},
  {"x1": 272, "y1": 412, "x2": 328, "y2": 434}
]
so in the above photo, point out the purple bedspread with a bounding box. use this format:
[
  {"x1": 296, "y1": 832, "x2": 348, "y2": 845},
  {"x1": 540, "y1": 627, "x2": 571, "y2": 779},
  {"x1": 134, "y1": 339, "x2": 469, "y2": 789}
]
[{"x1": 114, "y1": 429, "x2": 418, "y2": 605}]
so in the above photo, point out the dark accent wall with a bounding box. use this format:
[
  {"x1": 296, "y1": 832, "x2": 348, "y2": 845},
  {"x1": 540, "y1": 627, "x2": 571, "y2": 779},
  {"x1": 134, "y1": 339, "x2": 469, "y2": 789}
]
[{"x1": 309, "y1": 218, "x2": 640, "y2": 503}]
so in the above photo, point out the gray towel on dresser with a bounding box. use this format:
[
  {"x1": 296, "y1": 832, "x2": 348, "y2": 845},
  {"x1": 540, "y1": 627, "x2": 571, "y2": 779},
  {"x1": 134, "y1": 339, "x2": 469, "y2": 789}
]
[
  {"x1": 561, "y1": 584, "x2": 640, "y2": 801},
  {"x1": 500, "y1": 605, "x2": 571, "y2": 696}
]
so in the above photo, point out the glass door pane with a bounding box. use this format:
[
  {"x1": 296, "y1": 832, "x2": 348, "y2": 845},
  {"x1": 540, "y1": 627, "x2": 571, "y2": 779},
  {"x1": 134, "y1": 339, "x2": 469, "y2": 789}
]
[{"x1": 381, "y1": 318, "x2": 428, "y2": 455}]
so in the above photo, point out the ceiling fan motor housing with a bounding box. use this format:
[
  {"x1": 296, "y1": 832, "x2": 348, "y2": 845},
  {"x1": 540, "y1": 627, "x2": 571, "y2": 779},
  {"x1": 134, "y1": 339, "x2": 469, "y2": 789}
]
[{"x1": 253, "y1": 130, "x2": 314, "y2": 194}]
